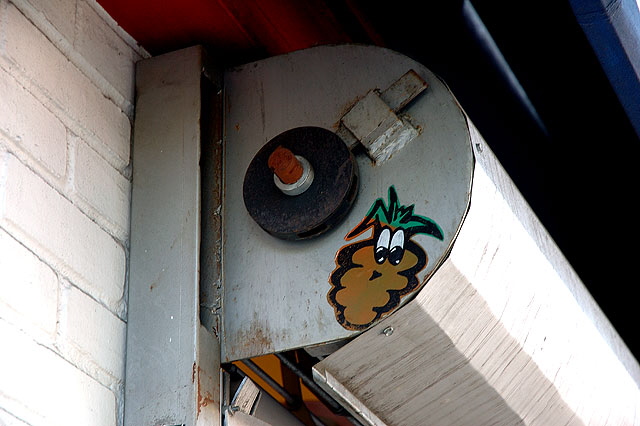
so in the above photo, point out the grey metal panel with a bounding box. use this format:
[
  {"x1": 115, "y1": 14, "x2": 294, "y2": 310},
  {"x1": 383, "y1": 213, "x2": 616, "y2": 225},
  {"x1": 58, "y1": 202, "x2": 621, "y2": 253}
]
[
  {"x1": 221, "y1": 45, "x2": 474, "y2": 362},
  {"x1": 125, "y1": 46, "x2": 220, "y2": 426}
]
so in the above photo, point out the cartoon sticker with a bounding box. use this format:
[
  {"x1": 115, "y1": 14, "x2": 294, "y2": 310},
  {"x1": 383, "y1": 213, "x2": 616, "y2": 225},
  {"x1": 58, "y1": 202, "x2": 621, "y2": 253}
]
[{"x1": 327, "y1": 186, "x2": 444, "y2": 331}]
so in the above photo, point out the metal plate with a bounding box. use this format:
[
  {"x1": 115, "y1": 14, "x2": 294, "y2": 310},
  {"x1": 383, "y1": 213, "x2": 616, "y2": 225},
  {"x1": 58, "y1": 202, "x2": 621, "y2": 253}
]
[{"x1": 221, "y1": 45, "x2": 473, "y2": 362}]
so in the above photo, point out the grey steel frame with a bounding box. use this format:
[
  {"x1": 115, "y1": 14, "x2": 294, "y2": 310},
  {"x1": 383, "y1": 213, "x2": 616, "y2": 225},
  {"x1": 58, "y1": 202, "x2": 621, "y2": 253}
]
[{"x1": 124, "y1": 46, "x2": 221, "y2": 426}]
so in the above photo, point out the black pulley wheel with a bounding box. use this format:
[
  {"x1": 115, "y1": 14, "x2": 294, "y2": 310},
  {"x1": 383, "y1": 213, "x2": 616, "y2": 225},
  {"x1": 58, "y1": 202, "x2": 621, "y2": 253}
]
[{"x1": 243, "y1": 126, "x2": 358, "y2": 240}]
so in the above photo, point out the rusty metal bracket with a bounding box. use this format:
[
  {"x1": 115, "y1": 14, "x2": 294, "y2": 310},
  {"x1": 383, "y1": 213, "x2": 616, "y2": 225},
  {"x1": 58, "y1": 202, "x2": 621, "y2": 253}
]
[{"x1": 337, "y1": 70, "x2": 428, "y2": 163}]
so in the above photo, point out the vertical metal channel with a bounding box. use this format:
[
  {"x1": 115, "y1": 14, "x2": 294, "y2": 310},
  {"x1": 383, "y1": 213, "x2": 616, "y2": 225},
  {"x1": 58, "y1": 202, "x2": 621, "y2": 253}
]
[
  {"x1": 199, "y1": 49, "x2": 224, "y2": 345},
  {"x1": 125, "y1": 46, "x2": 221, "y2": 426}
]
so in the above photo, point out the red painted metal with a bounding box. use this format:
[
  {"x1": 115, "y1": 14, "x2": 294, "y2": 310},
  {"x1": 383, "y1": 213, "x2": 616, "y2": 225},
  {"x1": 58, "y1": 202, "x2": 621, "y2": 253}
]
[{"x1": 97, "y1": 0, "x2": 356, "y2": 58}]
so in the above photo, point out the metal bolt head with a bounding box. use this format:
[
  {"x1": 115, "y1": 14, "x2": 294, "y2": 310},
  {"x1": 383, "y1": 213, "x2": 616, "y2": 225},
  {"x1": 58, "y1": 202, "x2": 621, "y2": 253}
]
[
  {"x1": 268, "y1": 146, "x2": 303, "y2": 184},
  {"x1": 382, "y1": 326, "x2": 394, "y2": 336}
]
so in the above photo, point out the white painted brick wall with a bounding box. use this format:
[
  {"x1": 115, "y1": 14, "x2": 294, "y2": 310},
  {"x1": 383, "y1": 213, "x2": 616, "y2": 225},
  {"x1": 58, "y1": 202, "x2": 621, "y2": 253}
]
[
  {"x1": 0, "y1": 0, "x2": 146, "y2": 425},
  {"x1": 0, "y1": 67, "x2": 67, "y2": 178},
  {"x1": 74, "y1": 1, "x2": 137, "y2": 103},
  {"x1": 57, "y1": 281, "x2": 127, "y2": 388},
  {"x1": 19, "y1": 0, "x2": 77, "y2": 43},
  {"x1": 0, "y1": 408, "x2": 31, "y2": 426},
  {"x1": 72, "y1": 135, "x2": 131, "y2": 242},
  {"x1": 0, "y1": 321, "x2": 118, "y2": 426},
  {"x1": 0, "y1": 1, "x2": 137, "y2": 173},
  {"x1": 1, "y1": 153, "x2": 127, "y2": 314},
  {"x1": 0, "y1": 229, "x2": 58, "y2": 344}
]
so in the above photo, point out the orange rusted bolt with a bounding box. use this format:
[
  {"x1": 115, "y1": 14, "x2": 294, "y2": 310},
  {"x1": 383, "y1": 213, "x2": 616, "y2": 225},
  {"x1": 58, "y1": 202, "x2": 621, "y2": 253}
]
[{"x1": 268, "y1": 146, "x2": 303, "y2": 184}]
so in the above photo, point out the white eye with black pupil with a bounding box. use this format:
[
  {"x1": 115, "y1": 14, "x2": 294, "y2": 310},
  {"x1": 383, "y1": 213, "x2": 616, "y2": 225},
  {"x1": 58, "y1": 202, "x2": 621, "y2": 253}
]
[
  {"x1": 388, "y1": 229, "x2": 405, "y2": 265},
  {"x1": 375, "y1": 228, "x2": 391, "y2": 264}
]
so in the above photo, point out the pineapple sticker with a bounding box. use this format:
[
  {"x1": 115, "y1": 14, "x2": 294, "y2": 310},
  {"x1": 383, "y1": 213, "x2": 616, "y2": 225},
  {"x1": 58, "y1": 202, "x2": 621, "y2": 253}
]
[{"x1": 328, "y1": 186, "x2": 444, "y2": 330}]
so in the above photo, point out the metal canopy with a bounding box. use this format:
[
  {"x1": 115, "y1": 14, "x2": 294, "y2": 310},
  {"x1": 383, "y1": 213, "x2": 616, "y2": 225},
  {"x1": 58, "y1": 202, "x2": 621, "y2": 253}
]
[{"x1": 221, "y1": 45, "x2": 474, "y2": 362}]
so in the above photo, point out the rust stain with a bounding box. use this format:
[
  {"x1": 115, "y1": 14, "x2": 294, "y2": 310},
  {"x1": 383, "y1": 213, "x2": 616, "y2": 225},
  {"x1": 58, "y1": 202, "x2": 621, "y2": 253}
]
[
  {"x1": 268, "y1": 145, "x2": 303, "y2": 184},
  {"x1": 332, "y1": 95, "x2": 366, "y2": 130},
  {"x1": 196, "y1": 365, "x2": 216, "y2": 417},
  {"x1": 234, "y1": 319, "x2": 274, "y2": 358},
  {"x1": 196, "y1": 364, "x2": 202, "y2": 416}
]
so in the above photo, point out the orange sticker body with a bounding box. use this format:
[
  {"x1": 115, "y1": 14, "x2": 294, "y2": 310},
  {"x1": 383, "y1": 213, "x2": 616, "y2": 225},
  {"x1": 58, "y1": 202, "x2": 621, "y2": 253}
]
[{"x1": 328, "y1": 186, "x2": 443, "y2": 331}]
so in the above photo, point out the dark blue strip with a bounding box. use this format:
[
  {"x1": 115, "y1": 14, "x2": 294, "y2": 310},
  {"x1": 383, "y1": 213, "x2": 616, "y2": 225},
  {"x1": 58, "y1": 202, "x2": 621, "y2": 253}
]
[{"x1": 570, "y1": 0, "x2": 640, "y2": 137}]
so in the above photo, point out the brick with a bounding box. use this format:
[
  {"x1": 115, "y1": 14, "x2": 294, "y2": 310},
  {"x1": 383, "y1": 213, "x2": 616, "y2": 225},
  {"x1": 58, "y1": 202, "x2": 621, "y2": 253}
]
[
  {"x1": 74, "y1": 138, "x2": 130, "y2": 241},
  {"x1": 75, "y1": 0, "x2": 137, "y2": 104},
  {"x1": 0, "y1": 3, "x2": 131, "y2": 170},
  {"x1": 20, "y1": 0, "x2": 77, "y2": 42},
  {"x1": 0, "y1": 229, "x2": 58, "y2": 342},
  {"x1": 0, "y1": 154, "x2": 126, "y2": 315},
  {"x1": 0, "y1": 409, "x2": 31, "y2": 426},
  {"x1": 57, "y1": 283, "x2": 126, "y2": 385},
  {"x1": 7, "y1": 0, "x2": 137, "y2": 120},
  {"x1": 0, "y1": 67, "x2": 67, "y2": 177},
  {"x1": 0, "y1": 320, "x2": 117, "y2": 426}
]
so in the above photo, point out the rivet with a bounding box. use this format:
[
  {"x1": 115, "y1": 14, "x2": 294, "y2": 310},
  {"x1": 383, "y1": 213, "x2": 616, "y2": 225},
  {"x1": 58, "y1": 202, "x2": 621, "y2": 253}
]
[{"x1": 382, "y1": 326, "x2": 394, "y2": 336}]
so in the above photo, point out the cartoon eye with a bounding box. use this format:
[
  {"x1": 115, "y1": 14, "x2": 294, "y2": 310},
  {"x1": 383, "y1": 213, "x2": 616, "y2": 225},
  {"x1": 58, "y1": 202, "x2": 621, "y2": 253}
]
[
  {"x1": 375, "y1": 228, "x2": 391, "y2": 264},
  {"x1": 388, "y1": 229, "x2": 405, "y2": 265}
]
